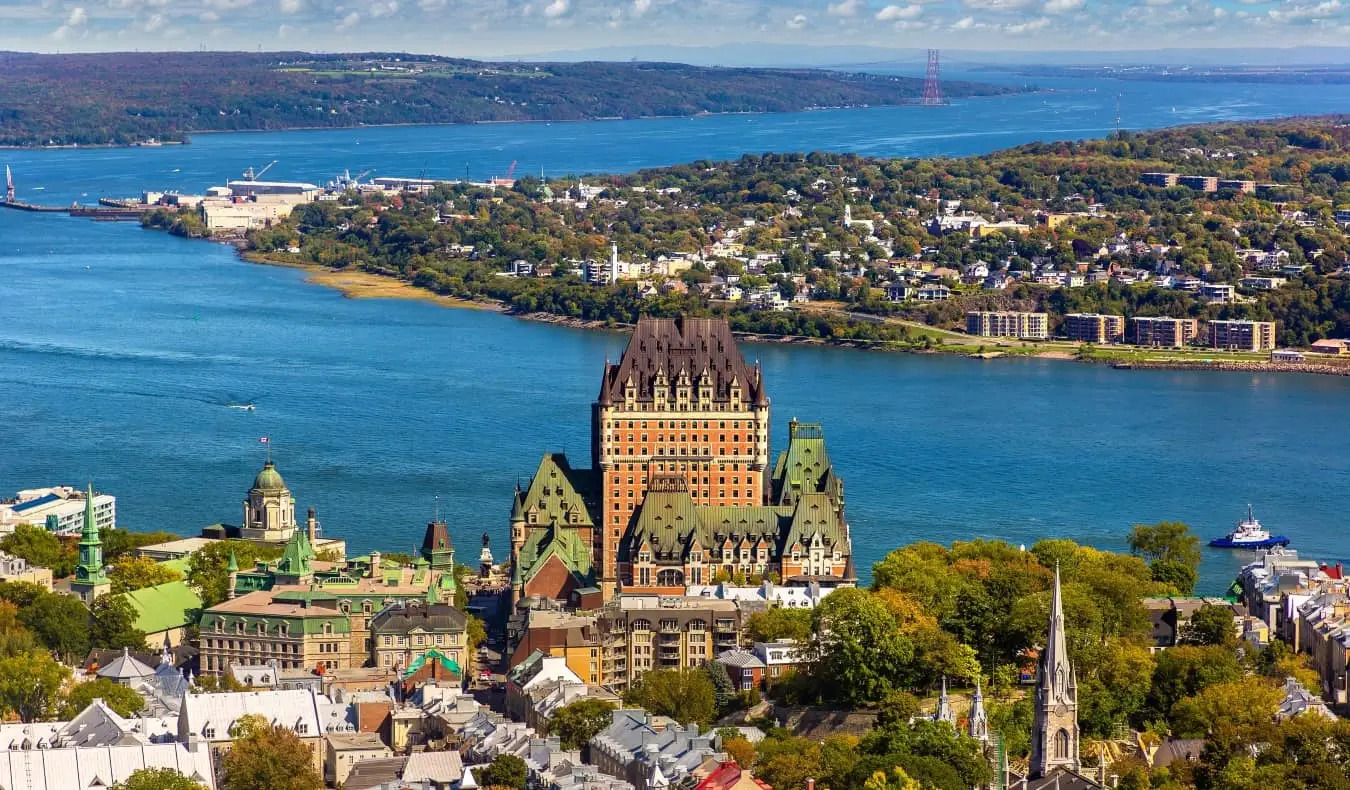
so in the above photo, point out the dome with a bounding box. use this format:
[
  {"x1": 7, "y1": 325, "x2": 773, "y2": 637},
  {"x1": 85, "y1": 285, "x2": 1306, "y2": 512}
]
[{"x1": 251, "y1": 461, "x2": 287, "y2": 492}]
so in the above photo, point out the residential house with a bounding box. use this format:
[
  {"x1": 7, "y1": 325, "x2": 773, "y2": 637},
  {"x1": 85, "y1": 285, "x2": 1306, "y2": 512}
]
[
  {"x1": 695, "y1": 761, "x2": 772, "y2": 790},
  {"x1": 369, "y1": 601, "x2": 469, "y2": 675},
  {"x1": 178, "y1": 688, "x2": 329, "y2": 777},
  {"x1": 715, "y1": 649, "x2": 765, "y2": 692},
  {"x1": 506, "y1": 651, "x2": 585, "y2": 722},
  {"x1": 752, "y1": 640, "x2": 808, "y2": 685},
  {"x1": 326, "y1": 731, "x2": 394, "y2": 787},
  {"x1": 590, "y1": 709, "x2": 722, "y2": 790}
]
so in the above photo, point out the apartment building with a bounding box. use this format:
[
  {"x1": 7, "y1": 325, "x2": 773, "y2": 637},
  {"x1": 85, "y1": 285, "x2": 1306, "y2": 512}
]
[
  {"x1": 1062, "y1": 313, "x2": 1125, "y2": 344},
  {"x1": 1131, "y1": 317, "x2": 1199, "y2": 348},
  {"x1": 966, "y1": 311, "x2": 1049, "y2": 340},
  {"x1": 1209, "y1": 319, "x2": 1277, "y2": 351}
]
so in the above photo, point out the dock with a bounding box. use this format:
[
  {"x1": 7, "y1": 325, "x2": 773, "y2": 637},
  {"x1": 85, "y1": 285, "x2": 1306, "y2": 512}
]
[{"x1": 2, "y1": 200, "x2": 150, "y2": 221}]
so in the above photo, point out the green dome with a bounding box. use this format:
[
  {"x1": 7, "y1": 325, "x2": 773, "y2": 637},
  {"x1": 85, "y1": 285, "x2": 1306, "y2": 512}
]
[{"x1": 252, "y1": 461, "x2": 287, "y2": 492}]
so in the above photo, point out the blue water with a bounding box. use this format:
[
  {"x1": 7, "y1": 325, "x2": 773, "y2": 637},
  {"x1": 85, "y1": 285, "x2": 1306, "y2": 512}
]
[{"x1": 3, "y1": 75, "x2": 1350, "y2": 591}]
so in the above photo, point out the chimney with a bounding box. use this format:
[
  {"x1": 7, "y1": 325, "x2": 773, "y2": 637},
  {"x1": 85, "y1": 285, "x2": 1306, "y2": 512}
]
[
  {"x1": 307, "y1": 507, "x2": 317, "y2": 544},
  {"x1": 369, "y1": 551, "x2": 381, "y2": 579},
  {"x1": 806, "y1": 779, "x2": 816, "y2": 790}
]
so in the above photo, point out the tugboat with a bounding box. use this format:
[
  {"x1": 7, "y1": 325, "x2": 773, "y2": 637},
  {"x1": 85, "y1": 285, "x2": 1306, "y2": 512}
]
[{"x1": 1209, "y1": 505, "x2": 1290, "y2": 549}]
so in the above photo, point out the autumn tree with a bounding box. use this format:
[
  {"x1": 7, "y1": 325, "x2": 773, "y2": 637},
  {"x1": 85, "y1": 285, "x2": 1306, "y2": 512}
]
[
  {"x1": 549, "y1": 697, "x2": 615, "y2": 751},
  {"x1": 0, "y1": 600, "x2": 38, "y2": 658},
  {"x1": 112, "y1": 768, "x2": 206, "y2": 790},
  {"x1": 0, "y1": 651, "x2": 72, "y2": 722},
  {"x1": 218, "y1": 714, "x2": 322, "y2": 790},
  {"x1": 811, "y1": 587, "x2": 914, "y2": 705},
  {"x1": 111, "y1": 555, "x2": 183, "y2": 593}
]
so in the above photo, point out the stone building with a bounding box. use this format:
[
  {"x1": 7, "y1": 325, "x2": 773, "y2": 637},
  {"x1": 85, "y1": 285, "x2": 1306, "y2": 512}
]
[
  {"x1": 241, "y1": 461, "x2": 298, "y2": 542},
  {"x1": 369, "y1": 600, "x2": 468, "y2": 674},
  {"x1": 509, "y1": 316, "x2": 853, "y2": 605}
]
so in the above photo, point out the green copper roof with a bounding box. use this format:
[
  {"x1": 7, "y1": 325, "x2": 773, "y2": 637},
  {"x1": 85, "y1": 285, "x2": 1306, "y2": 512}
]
[
  {"x1": 515, "y1": 523, "x2": 595, "y2": 587},
  {"x1": 275, "y1": 530, "x2": 316, "y2": 577},
  {"x1": 771, "y1": 422, "x2": 841, "y2": 505},
  {"x1": 403, "y1": 648, "x2": 461, "y2": 679},
  {"x1": 119, "y1": 580, "x2": 203, "y2": 635},
  {"x1": 518, "y1": 454, "x2": 597, "y2": 529},
  {"x1": 251, "y1": 461, "x2": 287, "y2": 492}
]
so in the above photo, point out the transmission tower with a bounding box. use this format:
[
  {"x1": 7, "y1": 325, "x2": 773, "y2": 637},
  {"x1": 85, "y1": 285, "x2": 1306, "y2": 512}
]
[{"x1": 921, "y1": 49, "x2": 949, "y2": 107}]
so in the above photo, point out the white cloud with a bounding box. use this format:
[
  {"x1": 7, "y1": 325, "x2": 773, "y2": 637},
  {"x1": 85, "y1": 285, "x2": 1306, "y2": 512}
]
[
  {"x1": 787, "y1": 12, "x2": 807, "y2": 26},
  {"x1": 277, "y1": 22, "x2": 293, "y2": 36},
  {"x1": 336, "y1": 10, "x2": 359, "y2": 28},
  {"x1": 200, "y1": 9, "x2": 221, "y2": 21},
  {"x1": 418, "y1": 0, "x2": 446, "y2": 9},
  {"x1": 876, "y1": 3, "x2": 921, "y2": 19},
  {"x1": 1268, "y1": 0, "x2": 1341, "y2": 19},
  {"x1": 827, "y1": 0, "x2": 865, "y2": 16},
  {"x1": 962, "y1": 0, "x2": 1033, "y2": 9},
  {"x1": 950, "y1": 14, "x2": 975, "y2": 26},
  {"x1": 369, "y1": 0, "x2": 399, "y2": 17},
  {"x1": 1004, "y1": 14, "x2": 1049, "y2": 31},
  {"x1": 632, "y1": 0, "x2": 652, "y2": 15},
  {"x1": 141, "y1": 11, "x2": 166, "y2": 31},
  {"x1": 892, "y1": 18, "x2": 926, "y2": 27},
  {"x1": 279, "y1": 0, "x2": 303, "y2": 14},
  {"x1": 53, "y1": 6, "x2": 88, "y2": 39},
  {"x1": 543, "y1": 0, "x2": 568, "y2": 17},
  {"x1": 1044, "y1": 0, "x2": 1083, "y2": 12}
]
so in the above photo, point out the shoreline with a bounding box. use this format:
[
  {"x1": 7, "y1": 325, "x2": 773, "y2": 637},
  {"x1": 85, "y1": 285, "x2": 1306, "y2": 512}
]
[
  {"x1": 239, "y1": 254, "x2": 1350, "y2": 378},
  {"x1": 0, "y1": 93, "x2": 1022, "y2": 151}
]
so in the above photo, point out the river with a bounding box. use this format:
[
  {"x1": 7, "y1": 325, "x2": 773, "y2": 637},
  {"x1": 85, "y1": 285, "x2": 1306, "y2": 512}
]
[{"x1": 3, "y1": 73, "x2": 1349, "y2": 590}]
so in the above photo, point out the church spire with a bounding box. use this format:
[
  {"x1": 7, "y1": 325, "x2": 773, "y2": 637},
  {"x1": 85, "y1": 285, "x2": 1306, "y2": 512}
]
[
  {"x1": 934, "y1": 676, "x2": 955, "y2": 726},
  {"x1": 1029, "y1": 563, "x2": 1080, "y2": 778},
  {"x1": 968, "y1": 678, "x2": 989, "y2": 742}
]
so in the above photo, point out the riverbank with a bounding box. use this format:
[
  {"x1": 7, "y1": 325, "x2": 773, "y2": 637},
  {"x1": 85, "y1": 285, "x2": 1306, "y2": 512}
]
[{"x1": 238, "y1": 254, "x2": 1350, "y2": 377}]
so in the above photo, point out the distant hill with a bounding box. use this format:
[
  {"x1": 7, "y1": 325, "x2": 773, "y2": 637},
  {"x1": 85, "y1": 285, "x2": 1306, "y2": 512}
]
[
  {"x1": 502, "y1": 44, "x2": 1350, "y2": 69},
  {"x1": 0, "y1": 51, "x2": 1019, "y2": 148}
]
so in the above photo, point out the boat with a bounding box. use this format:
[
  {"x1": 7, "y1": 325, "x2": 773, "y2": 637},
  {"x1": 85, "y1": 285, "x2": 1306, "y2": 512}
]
[
  {"x1": 227, "y1": 402, "x2": 256, "y2": 411},
  {"x1": 1209, "y1": 505, "x2": 1290, "y2": 549}
]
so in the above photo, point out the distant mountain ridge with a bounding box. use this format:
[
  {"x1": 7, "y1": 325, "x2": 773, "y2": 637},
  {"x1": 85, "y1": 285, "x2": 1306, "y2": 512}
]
[
  {"x1": 0, "y1": 51, "x2": 1019, "y2": 148},
  {"x1": 501, "y1": 44, "x2": 1350, "y2": 69}
]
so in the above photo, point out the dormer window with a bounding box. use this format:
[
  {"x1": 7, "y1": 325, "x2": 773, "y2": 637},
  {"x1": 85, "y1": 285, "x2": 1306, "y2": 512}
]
[{"x1": 203, "y1": 725, "x2": 216, "y2": 739}]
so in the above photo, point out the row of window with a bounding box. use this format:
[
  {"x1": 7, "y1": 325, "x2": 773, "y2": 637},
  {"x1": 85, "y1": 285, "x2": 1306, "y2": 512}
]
[
  {"x1": 379, "y1": 633, "x2": 460, "y2": 647},
  {"x1": 610, "y1": 433, "x2": 756, "y2": 444},
  {"x1": 606, "y1": 419, "x2": 754, "y2": 430}
]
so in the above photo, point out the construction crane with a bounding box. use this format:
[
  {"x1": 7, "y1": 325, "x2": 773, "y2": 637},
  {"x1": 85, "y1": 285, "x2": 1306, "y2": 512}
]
[{"x1": 242, "y1": 160, "x2": 278, "y2": 181}]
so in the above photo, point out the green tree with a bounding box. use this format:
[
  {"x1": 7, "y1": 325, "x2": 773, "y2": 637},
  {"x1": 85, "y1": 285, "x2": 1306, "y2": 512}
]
[
  {"x1": 111, "y1": 555, "x2": 183, "y2": 593},
  {"x1": 187, "y1": 541, "x2": 282, "y2": 607},
  {"x1": 1170, "y1": 677, "x2": 1283, "y2": 738},
  {"x1": 811, "y1": 587, "x2": 913, "y2": 705},
  {"x1": 476, "y1": 753, "x2": 529, "y2": 790},
  {"x1": 1143, "y1": 645, "x2": 1242, "y2": 726},
  {"x1": 0, "y1": 523, "x2": 76, "y2": 577},
  {"x1": 1182, "y1": 604, "x2": 1237, "y2": 647},
  {"x1": 19, "y1": 589, "x2": 91, "y2": 661},
  {"x1": 62, "y1": 676, "x2": 146, "y2": 718},
  {"x1": 100, "y1": 529, "x2": 180, "y2": 562},
  {"x1": 705, "y1": 660, "x2": 736, "y2": 713},
  {"x1": 622, "y1": 668, "x2": 717, "y2": 724},
  {"x1": 112, "y1": 768, "x2": 206, "y2": 790},
  {"x1": 0, "y1": 651, "x2": 72, "y2": 722},
  {"x1": 219, "y1": 714, "x2": 322, "y2": 790},
  {"x1": 864, "y1": 767, "x2": 922, "y2": 790},
  {"x1": 91, "y1": 594, "x2": 147, "y2": 651},
  {"x1": 548, "y1": 697, "x2": 615, "y2": 751},
  {"x1": 744, "y1": 607, "x2": 814, "y2": 643},
  {"x1": 1128, "y1": 522, "x2": 1201, "y2": 594}
]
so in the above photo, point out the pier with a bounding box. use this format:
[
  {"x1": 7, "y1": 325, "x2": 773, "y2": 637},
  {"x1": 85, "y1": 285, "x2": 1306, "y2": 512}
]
[{"x1": 2, "y1": 200, "x2": 150, "y2": 220}]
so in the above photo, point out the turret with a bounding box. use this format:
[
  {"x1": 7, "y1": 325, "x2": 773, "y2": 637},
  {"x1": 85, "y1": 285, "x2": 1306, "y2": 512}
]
[
  {"x1": 226, "y1": 551, "x2": 239, "y2": 601},
  {"x1": 968, "y1": 678, "x2": 989, "y2": 742}
]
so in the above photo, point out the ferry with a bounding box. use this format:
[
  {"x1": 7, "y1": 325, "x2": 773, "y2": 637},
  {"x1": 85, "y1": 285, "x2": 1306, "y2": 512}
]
[{"x1": 1209, "y1": 505, "x2": 1290, "y2": 549}]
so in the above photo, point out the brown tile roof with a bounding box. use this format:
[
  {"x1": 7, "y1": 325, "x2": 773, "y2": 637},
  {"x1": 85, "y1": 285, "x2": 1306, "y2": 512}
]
[{"x1": 597, "y1": 317, "x2": 766, "y2": 406}]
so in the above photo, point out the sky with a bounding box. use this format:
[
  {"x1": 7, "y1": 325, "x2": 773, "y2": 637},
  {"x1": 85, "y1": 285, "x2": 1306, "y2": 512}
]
[{"x1": 2, "y1": 0, "x2": 1349, "y2": 58}]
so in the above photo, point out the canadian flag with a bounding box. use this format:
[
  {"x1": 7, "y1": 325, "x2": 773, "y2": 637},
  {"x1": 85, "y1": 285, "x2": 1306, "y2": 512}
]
[{"x1": 259, "y1": 436, "x2": 270, "y2": 444}]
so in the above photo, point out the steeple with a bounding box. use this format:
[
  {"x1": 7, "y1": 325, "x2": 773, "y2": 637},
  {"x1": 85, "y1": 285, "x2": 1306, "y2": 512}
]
[
  {"x1": 226, "y1": 551, "x2": 239, "y2": 600},
  {"x1": 70, "y1": 483, "x2": 110, "y2": 604},
  {"x1": 968, "y1": 678, "x2": 989, "y2": 742},
  {"x1": 1029, "y1": 563, "x2": 1080, "y2": 778},
  {"x1": 75, "y1": 483, "x2": 107, "y2": 583},
  {"x1": 934, "y1": 676, "x2": 955, "y2": 726}
]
